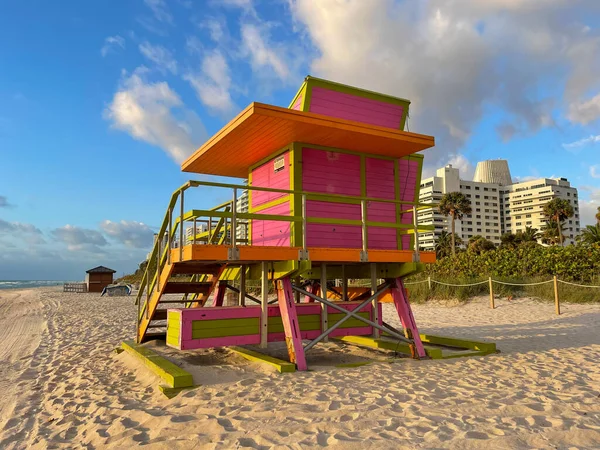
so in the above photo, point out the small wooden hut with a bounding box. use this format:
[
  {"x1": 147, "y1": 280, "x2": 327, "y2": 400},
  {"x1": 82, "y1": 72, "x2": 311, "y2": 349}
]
[{"x1": 85, "y1": 266, "x2": 116, "y2": 293}]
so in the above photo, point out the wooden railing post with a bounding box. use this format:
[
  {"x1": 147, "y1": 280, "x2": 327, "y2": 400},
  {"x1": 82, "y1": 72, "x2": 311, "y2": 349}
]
[
  {"x1": 321, "y1": 264, "x2": 328, "y2": 342},
  {"x1": 489, "y1": 277, "x2": 495, "y2": 309},
  {"x1": 179, "y1": 189, "x2": 184, "y2": 262},
  {"x1": 554, "y1": 276, "x2": 560, "y2": 315}
]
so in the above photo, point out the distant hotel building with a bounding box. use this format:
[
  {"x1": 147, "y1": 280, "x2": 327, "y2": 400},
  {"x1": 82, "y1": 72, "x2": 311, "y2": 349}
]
[{"x1": 418, "y1": 160, "x2": 581, "y2": 249}]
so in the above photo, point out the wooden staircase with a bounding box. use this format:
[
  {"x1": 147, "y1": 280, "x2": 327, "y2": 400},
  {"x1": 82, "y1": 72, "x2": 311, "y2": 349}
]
[
  {"x1": 138, "y1": 262, "x2": 226, "y2": 343},
  {"x1": 135, "y1": 191, "x2": 235, "y2": 343}
]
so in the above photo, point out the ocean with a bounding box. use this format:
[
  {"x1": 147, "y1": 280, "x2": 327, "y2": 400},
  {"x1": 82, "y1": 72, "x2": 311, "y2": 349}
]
[{"x1": 0, "y1": 280, "x2": 74, "y2": 290}]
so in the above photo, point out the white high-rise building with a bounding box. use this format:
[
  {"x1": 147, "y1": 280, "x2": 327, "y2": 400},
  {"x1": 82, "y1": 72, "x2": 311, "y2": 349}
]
[
  {"x1": 418, "y1": 160, "x2": 580, "y2": 250},
  {"x1": 235, "y1": 189, "x2": 249, "y2": 242},
  {"x1": 500, "y1": 178, "x2": 580, "y2": 243}
]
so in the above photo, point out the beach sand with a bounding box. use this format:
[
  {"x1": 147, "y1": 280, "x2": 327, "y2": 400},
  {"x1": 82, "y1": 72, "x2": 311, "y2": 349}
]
[{"x1": 0, "y1": 288, "x2": 599, "y2": 449}]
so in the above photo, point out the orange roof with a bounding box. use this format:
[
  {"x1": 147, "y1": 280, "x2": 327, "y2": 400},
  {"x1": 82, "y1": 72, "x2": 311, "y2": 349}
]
[{"x1": 182, "y1": 102, "x2": 435, "y2": 178}]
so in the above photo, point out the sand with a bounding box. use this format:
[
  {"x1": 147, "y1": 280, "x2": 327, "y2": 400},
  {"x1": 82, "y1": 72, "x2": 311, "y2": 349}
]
[{"x1": 0, "y1": 288, "x2": 599, "y2": 449}]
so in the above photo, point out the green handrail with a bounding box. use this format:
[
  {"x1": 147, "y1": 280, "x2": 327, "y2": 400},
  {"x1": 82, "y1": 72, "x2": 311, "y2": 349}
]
[{"x1": 136, "y1": 178, "x2": 438, "y2": 337}]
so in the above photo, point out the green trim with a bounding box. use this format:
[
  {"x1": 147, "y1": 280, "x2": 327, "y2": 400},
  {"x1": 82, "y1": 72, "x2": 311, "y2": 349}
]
[
  {"x1": 192, "y1": 317, "x2": 259, "y2": 330},
  {"x1": 251, "y1": 195, "x2": 291, "y2": 213},
  {"x1": 158, "y1": 385, "x2": 197, "y2": 399},
  {"x1": 335, "y1": 361, "x2": 375, "y2": 368},
  {"x1": 419, "y1": 334, "x2": 496, "y2": 353},
  {"x1": 360, "y1": 155, "x2": 366, "y2": 197},
  {"x1": 302, "y1": 81, "x2": 313, "y2": 111},
  {"x1": 288, "y1": 81, "x2": 307, "y2": 110},
  {"x1": 187, "y1": 209, "x2": 301, "y2": 223},
  {"x1": 306, "y1": 217, "x2": 421, "y2": 229},
  {"x1": 230, "y1": 347, "x2": 296, "y2": 373},
  {"x1": 333, "y1": 335, "x2": 443, "y2": 360},
  {"x1": 300, "y1": 262, "x2": 425, "y2": 280},
  {"x1": 192, "y1": 325, "x2": 259, "y2": 339},
  {"x1": 248, "y1": 170, "x2": 253, "y2": 244},
  {"x1": 290, "y1": 143, "x2": 303, "y2": 247},
  {"x1": 394, "y1": 159, "x2": 402, "y2": 249},
  {"x1": 268, "y1": 315, "x2": 321, "y2": 333},
  {"x1": 121, "y1": 341, "x2": 193, "y2": 388}
]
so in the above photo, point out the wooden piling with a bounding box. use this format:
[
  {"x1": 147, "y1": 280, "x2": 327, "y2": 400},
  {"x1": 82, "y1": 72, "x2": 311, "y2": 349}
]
[{"x1": 554, "y1": 275, "x2": 560, "y2": 315}]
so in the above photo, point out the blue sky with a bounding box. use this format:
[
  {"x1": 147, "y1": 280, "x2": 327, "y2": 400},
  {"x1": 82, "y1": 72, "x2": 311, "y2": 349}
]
[{"x1": 1, "y1": 0, "x2": 599, "y2": 280}]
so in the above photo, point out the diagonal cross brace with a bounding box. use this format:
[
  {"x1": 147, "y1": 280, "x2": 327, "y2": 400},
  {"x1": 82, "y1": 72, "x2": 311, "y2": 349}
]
[
  {"x1": 290, "y1": 284, "x2": 412, "y2": 346},
  {"x1": 303, "y1": 283, "x2": 391, "y2": 352}
]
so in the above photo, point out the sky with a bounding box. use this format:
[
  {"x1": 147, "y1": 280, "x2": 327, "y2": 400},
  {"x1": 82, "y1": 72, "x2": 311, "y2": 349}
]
[{"x1": 1, "y1": 0, "x2": 599, "y2": 280}]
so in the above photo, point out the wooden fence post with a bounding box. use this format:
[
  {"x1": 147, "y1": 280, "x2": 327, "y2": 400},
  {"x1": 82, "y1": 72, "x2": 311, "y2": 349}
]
[
  {"x1": 489, "y1": 277, "x2": 495, "y2": 309},
  {"x1": 554, "y1": 276, "x2": 560, "y2": 315},
  {"x1": 428, "y1": 276, "x2": 431, "y2": 291}
]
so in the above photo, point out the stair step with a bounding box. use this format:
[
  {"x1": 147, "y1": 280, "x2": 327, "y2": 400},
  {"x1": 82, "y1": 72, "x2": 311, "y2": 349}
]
[
  {"x1": 171, "y1": 263, "x2": 224, "y2": 275},
  {"x1": 147, "y1": 323, "x2": 166, "y2": 329},
  {"x1": 163, "y1": 282, "x2": 212, "y2": 294},
  {"x1": 152, "y1": 309, "x2": 168, "y2": 321},
  {"x1": 143, "y1": 331, "x2": 166, "y2": 342},
  {"x1": 158, "y1": 299, "x2": 204, "y2": 304}
]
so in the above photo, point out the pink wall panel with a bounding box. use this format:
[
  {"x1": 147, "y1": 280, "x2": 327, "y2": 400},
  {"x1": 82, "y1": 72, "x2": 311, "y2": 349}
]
[
  {"x1": 250, "y1": 151, "x2": 290, "y2": 208},
  {"x1": 291, "y1": 94, "x2": 303, "y2": 110},
  {"x1": 302, "y1": 147, "x2": 362, "y2": 248},
  {"x1": 306, "y1": 200, "x2": 361, "y2": 220},
  {"x1": 306, "y1": 224, "x2": 362, "y2": 248},
  {"x1": 367, "y1": 227, "x2": 398, "y2": 250},
  {"x1": 398, "y1": 159, "x2": 419, "y2": 250},
  {"x1": 302, "y1": 148, "x2": 361, "y2": 195},
  {"x1": 251, "y1": 201, "x2": 291, "y2": 246},
  {"x1": 309, "y1": 87, "x2": 403, "y2": 129},
  {"x1": 365, "y1": 157, "x2": 397, "y2": 249}
]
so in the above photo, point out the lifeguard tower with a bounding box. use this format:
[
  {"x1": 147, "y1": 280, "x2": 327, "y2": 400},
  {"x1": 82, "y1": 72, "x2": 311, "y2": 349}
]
[{"x1": 135, "y1": 76, "x2": 438, "y2": 371}]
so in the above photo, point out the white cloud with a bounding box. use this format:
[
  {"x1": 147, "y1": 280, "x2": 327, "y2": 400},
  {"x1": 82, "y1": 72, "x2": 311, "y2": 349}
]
[
  {"x1": 289, "y1": 0, "x2": 600, "y2": 170},
  {"x1": 579, "y1": 186, "x2": 600, "y2": 226},
  {"x1": 100, "y1": 220, "x2": 155, "y2": 249},
  {"x1": 185, "y1": 50, "x2": 237, "y2": 116},
  {"x1": 139, "y1": 42, "x2": 178, "y2": 74},
  {"x1": 512, "y1": 175, "x2": 538, "y2": 183},
  {"x1": 568, "y1": 93, "x2": 600, "y2": 125},
  {"x1": 202, "y1": 19, "x2": 225, "y2": 42},
  {"x1": 104, "y1": 68, "x2": 207, "y2": 164},
  {"x1": 51, "y1": 225, "x2": 108, "y2": 253},
  {"x1": 101, "y1": 35, "x2": 125, "y2": 57},
  {"x1": 563, "y1": 134, "x2": 600, "y2": 151},
  {"x1": 448, "y1": 154, "x2": 475, "y2": 181},
  {"x1": 240, "y1": 24, "x2": 291, "y2": 81},
  {"x1": 0, "y1": 219, "x2": 42, "y2": 235},
  {"x1": 144, "y1": 0, "x2": 173, "y2": 24},
  {"x1": 590, "y1": 165, "x2": 600, "y2": 179}
]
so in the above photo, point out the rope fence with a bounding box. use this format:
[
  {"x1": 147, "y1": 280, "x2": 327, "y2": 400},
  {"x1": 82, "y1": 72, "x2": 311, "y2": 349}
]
[{"x1": 403, "y1": 276, "x2": 600, "y2": 315}]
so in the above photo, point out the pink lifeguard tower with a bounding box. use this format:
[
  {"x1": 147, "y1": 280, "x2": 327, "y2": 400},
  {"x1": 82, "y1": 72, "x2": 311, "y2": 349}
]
[{"x1": 135, "y1": 76, "x2": 440, "y2": 370}]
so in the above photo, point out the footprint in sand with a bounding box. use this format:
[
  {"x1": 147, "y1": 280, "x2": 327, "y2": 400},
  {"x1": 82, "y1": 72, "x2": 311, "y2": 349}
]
[{"x1": 465, "y1": 431, "x2": 489, "y2": 440}]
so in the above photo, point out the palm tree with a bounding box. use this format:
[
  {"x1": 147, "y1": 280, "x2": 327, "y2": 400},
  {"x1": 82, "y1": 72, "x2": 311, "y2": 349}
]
[
  {"x1": 438, "y1": 192, "x2": 472, "y2": 256},
  {"x1": 520, "y1": 227, "x2": 540, "y2": 243},
  {"x1": 541, "y1": 219, "x2": 566, "y2": 246},
  {"x1": 435, "y1": 231, "x2": 463, "y2": 258},
  {"x1": 542, "y1": 198, "x2": 574, "y2": 246},
  {"x1": 579, "y1": 224, "x2": 600, "y2": 245}
]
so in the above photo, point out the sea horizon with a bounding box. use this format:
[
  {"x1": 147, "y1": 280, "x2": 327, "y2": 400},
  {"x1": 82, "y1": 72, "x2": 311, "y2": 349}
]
[{"x1": 0, "y1": 280, "x2": 78, "y2": 290}]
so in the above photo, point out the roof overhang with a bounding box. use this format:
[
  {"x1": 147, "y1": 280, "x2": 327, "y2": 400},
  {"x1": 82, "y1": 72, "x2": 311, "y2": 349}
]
[{"x1": 182, "y1": 102, "x2": 435, "y2": 178}]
